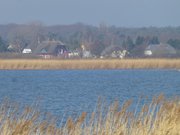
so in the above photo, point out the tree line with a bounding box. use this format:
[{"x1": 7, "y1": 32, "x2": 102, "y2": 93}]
[{"x1": 0, "y1": 23, "x2": 180, "y2": 57}]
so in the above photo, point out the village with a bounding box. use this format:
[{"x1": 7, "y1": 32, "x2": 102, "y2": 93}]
[
  {"x1": 0, "y1": 24, "x2": 179, "y2": 59},
  {"x1": 18, "y1": 39, "x2": 128, "y2": 59},
  {"x1": 18, "y1": 39, "x2": 177, "y2": 59}
]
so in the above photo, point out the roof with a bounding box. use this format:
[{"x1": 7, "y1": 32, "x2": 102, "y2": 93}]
[
  {"x1": 34, "y1": 40, "x2": 66, "y2": 55},
  {"x1": 145, "y1": 43, "x2": 176, "y2": 56},
  {"x1": 101, "y1": 45, "x2": 123, "y2": 56}
]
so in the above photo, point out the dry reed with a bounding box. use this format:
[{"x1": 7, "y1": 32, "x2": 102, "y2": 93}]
[
  {"x1": 0, "y1": 59, "x2": 180, "y2": 70},
  {"x1": 0, "y1": 95, "x2": 179, "y2": 135}
]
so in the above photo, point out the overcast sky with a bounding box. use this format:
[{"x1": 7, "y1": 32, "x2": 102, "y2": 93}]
[{"x1": 0, "y1": 0, "x2": 180, "y2": 27}]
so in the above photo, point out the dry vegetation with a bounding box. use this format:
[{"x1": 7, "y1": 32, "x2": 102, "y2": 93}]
[
  {"x1": 0, "y1": 59, "x2": 180, "y2": 70},
  {"x1": 0, "y1": 95, "x2": 179, "y2": 135}
]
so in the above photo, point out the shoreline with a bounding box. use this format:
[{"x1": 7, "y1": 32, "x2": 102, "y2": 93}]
[{"x1": 0, "y1": 59, "x2": 180, "y2": 70}]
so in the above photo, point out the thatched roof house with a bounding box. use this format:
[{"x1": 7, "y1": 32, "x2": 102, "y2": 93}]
[
  {"x1": 34, "y1": 40, "x2": 67, "y2": 58},
  {"x1": 144, "y1": 43, "x2": 176, "y2": 57}
]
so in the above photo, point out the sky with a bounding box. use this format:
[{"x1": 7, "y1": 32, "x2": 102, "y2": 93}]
[{"x1": 0, "y1": 0, "x2": 180, "y2": 27}]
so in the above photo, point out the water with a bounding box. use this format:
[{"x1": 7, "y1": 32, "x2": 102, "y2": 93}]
[{"x1": 0, "y1": 69, "x2": 179, "y2": 118}]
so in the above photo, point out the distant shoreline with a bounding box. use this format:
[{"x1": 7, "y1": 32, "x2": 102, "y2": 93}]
[{"x1": 0, "y1": 59, "x2": 180, "y2": 70}]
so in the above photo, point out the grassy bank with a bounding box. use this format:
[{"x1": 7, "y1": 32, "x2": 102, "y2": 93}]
[
  {"x1": 0, "y1": 59, "x2": 180, "y2": 69},
  {"x1": 0, "y1": 95, "x2": 179, "y2": 135}
]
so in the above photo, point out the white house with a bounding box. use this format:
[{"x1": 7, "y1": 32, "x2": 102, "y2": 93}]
[
  {"x1": 144, "y1": 50, "x2": 152, "y2": 56},
  {"x1": 22, "y1": 48, "x2": 32, "y2": 54},
  {"x1": 68, "y1": 50, "x2": 80, "y2": 58},
  {"x1": 83, "y1": 50, "x2": 92, "y2": 58}
]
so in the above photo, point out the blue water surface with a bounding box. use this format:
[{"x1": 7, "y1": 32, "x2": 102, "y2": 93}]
[{"x1": 0, "y1": 69, "x2": 179, "y2": 117}]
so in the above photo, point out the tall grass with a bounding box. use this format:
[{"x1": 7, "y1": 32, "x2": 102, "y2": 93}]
[
  {"x1": 0, "y1": 95, "x2": 179, "y2": 135},
  {"x1": 0, "y1": 59, "x2": 180, "y2": 69}
]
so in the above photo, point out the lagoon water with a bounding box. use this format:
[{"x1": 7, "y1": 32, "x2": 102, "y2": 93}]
[{"x1": 0, "y1": 69, "x2": 180, "y2": 118}]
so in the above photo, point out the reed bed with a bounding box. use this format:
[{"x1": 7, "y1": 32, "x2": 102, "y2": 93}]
[
  {"x1": 0, "y1": 95, "x2": 179, "y2": 135},
  {"x1": 0, "y1": 59, "x2": 180, "y2": 70}
]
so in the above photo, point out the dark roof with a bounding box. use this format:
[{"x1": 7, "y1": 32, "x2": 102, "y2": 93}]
[
  {"x1": 145, "y1": 43, "x2": 176, "y2": 55},
  {"x1": 34, "y1": 40, "x2": 67, "y2": 55}
]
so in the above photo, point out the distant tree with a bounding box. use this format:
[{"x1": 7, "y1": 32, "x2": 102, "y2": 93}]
[
  {"x1": 129, "y1": 36, "x2": 148, "y2": 57},
  {"x1": 149, "y1": 36, "x2": 160, "y2": 44},
  {"x1": 167, "y1": 39, "x2": 180, "y2": 50},
  {"x1": 0, "y1": 37, "x2": 7, "y2": 52},
  {"x1": 126, "y1": 36, "x2": 135, "y2": 51},
  {"x1": 7, "y1": 24, "x2": 44, "y2": 52},
  {"x1": 47, "y1": 32, "x2": 58, "y2": 40},
  {"x1": 68, "y1": 31, "x2": 83, "y2": 50},
  {"x1": 90, "y1": 40, "x2": 105, "y2": 56},
  {"x1": 99, "y1": 22, "x2": 108, "y2": 33},
  {"x1": 131, "y1": 45, "x2": 147, "y2": 57},
  {"x1": 135, "y1": 36, "x2": 145, "y2": 45}
]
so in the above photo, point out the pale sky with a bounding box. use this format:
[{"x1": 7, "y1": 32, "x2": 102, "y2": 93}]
[{"x1": 0, "y1": 0, "x2": 180, "y2": 27}]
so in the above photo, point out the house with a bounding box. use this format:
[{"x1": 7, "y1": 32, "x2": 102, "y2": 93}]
[
  {"x1": 144, "y1": 43, "x2": 176, "y2": 57},
  {"x1": 34, "y1": 40, "x2": 67, "y2": 58},
  {"x1": 81, "y1": 44, "x2": 93, "y2": 58},
  {"x1": 144, "y1": 50, "x2": 152, "y2": 56},
  {"x1": 7, "y1": 44, "x2": 20, "y2": 52},
  {"x1": 101, "y1": 45, "x2": 122, "y2": 58},
  {"x1": 68, "y1": 50, "x2": 81, "y2": 58},
  {"x1": 22, "y1": 48, "x2": 32, "y2": 54},
  {"x1": 82, "y1": 50, "x2": 92, "y2": 58},
  {"x1": 101, "y1": 45, "x2": 128, "y2": 58}
]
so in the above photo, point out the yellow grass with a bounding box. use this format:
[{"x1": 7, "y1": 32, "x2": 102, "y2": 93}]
[
  {"x1": 0, "y1": 95, "x2": 179, "y2": 135},
  {"x1": 0, "y1": 59, "x2": 180, "y2": 69}
]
